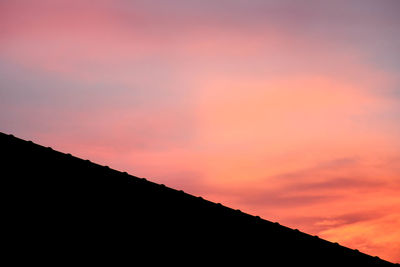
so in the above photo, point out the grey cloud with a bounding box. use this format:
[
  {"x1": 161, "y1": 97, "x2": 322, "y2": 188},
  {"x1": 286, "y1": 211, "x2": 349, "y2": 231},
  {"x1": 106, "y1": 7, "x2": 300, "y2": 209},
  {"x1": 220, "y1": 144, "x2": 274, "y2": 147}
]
[
  {"x1": 238, "y1": 191, "x2": 337, "y2": 208},
  {"x1": 284, "y1": 177, "x2": 384, "y2": 192},
  {"x1": 283, "y1": 210, "x2": 383, "y2": 233},
  {"x1": 272, "y1": 157, "x2": 359, "y2": 181}
]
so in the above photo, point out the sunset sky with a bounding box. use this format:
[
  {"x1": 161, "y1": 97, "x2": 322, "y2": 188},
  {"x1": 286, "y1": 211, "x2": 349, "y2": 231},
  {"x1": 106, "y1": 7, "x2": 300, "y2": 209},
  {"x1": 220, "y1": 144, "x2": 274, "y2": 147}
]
[{"x1": 1, "y1": 0, "x2": 399, "y2": 262}]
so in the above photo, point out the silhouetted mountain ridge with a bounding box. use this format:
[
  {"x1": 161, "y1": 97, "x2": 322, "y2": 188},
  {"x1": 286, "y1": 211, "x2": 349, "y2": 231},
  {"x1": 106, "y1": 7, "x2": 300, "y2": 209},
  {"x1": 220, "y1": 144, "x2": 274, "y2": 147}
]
[{"x1": 1, "y1": 132, "x2": 397, "y2": 265}]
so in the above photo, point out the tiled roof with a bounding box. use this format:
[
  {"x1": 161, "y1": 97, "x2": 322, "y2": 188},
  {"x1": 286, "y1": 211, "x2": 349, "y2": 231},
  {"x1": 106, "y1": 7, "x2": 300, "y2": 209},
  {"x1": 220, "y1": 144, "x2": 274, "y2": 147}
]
[{"x1": 1, "y1": 132, "x2": 397, "y2": 265}]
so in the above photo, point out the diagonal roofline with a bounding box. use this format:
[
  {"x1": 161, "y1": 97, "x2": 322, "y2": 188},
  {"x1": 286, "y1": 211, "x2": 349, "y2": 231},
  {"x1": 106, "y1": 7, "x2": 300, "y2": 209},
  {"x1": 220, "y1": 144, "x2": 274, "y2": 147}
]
[{"x1": 1, "y1": 131, "x2": 398, "y2": 265}]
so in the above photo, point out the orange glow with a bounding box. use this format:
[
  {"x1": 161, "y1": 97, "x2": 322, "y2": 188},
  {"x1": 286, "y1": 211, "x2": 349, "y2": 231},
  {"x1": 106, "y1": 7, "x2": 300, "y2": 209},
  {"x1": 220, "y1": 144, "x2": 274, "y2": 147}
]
[{"x1": 1, "y1": 1, "x2": 399, "y2": 263}]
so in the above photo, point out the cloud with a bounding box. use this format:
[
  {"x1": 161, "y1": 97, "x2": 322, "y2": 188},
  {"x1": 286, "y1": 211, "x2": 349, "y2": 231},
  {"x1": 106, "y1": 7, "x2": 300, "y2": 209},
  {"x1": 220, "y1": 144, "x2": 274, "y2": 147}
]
[
  {"x1": 284, "y1": 177, "x2": 384, "y2": 192},
  {"x1": 239, "y1": 192, "x2": 337, "y2": 209},
  {"x1": 320, "y1": 213, "x2": 400, "y2": 263},
  {"x1": 272, "y1": 158, "x2": 359, "y2": 180}
]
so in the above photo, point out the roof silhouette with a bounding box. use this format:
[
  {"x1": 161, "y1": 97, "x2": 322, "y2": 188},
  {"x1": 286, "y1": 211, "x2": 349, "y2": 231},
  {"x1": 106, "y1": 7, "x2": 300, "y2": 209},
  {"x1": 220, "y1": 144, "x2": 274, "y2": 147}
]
[{"x1": 1, "y1": 131, "x2": 397, "y2": 265}]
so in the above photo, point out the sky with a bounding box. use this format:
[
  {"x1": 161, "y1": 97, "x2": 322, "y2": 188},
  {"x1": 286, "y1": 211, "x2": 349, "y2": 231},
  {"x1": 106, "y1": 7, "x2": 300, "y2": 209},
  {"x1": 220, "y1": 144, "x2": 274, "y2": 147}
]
[{"x1": 1, "y1": 0, "x2": 399, "y2": 262}]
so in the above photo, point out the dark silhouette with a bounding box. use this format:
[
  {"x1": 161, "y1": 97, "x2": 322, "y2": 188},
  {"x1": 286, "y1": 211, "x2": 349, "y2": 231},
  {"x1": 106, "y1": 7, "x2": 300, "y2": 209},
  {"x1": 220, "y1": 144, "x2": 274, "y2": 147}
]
[{"x1": 1, "y1": 132, "x2": 397, "y2": 265}]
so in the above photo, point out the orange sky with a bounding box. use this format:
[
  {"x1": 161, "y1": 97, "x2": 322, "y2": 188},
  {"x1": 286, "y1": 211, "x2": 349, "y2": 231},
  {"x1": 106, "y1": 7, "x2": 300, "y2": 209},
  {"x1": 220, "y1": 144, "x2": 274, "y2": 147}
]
[{"x1": 1, "y1": 0, "x2": 399, "y2": 262}]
